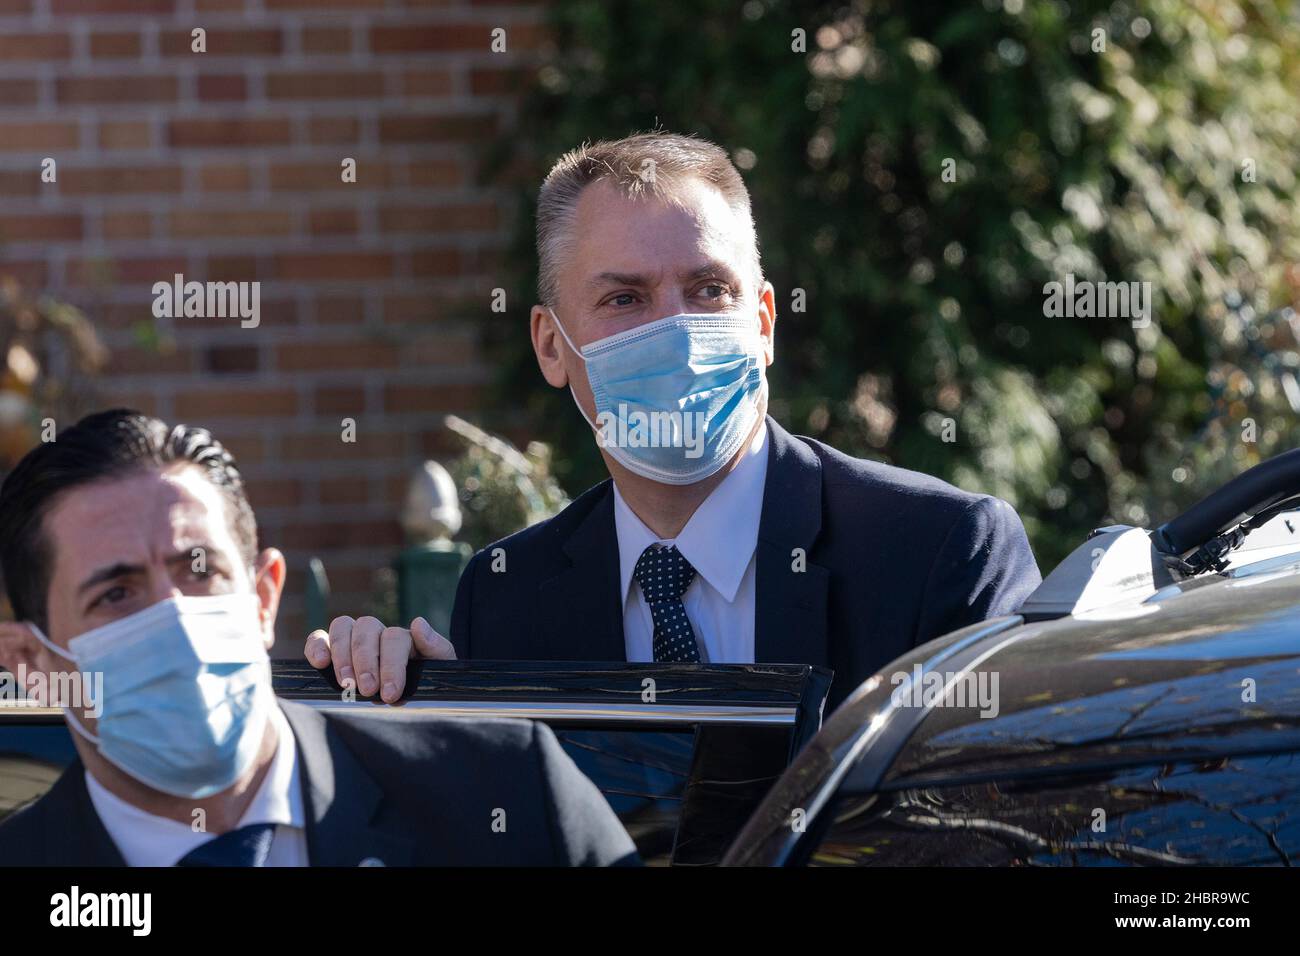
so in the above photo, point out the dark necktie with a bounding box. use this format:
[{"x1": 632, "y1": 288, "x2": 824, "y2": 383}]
[
  {"x1": 177, "y1": 822, "x2": 276, "y2": 867},
  {"x1": 633, "y1": 544, "x2": 702, "y2": 663}
]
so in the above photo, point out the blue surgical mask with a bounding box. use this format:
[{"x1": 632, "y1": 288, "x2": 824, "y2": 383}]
[
  {"x1": 549, "y1": 307, "x2": 766, "y2": 484},
  {"x1": 28, "y1": 593, "x2": 273, "y2": 799}
]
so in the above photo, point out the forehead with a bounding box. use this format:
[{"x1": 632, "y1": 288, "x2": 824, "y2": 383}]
[
  {"x1": 566, "y1": 177, "x2": 749, "y2": 284},
  {"x1": 42, "y1": 465, "x2": 237, "y2": 581}
]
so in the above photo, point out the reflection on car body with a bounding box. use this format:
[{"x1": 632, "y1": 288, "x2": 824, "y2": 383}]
[{"x1": 724, "y1": 448, "x2": 1300, "y2": 866}]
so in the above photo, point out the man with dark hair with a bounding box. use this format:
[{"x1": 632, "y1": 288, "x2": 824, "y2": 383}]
[{"x1": 0, "y1": 409, "x2": 635, "y2": 866}]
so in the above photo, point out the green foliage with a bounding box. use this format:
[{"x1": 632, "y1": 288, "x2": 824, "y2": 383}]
[
  {"x1": 489, "y1": 0, "x2": 1300, "y2": 569},
  {"x1": 443, "y1": 415, "x2": 570, "y2": 551}
]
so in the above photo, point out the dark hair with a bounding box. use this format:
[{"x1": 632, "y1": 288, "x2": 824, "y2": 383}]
[{"x1": 0, "y1": 409, "x2": 258, "y2": 631}]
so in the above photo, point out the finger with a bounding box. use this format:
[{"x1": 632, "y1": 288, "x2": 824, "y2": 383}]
[
  {"x1": 327, "y1": 616, "x2": 355, "y2": 690},
  {"x1": 410, "y1": 617, "x2": 457, "y2": 660},
  {"x1": 379, "y1": 627, "x2": 414, "y2": 703},
  {"x1": 304, "y1": 629, "x2": 332, "y2": 669},
  {"x1": 350, "y1": 616, "x2": 384, "y2": 697}
]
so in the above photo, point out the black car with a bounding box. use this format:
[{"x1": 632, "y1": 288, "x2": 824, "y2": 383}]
[{"x1": 724, "y1": 449, "x2": 1300, "y2": 865}]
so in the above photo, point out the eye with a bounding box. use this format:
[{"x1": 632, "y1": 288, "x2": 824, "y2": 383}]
[
  {"x1": 91, "y1": 585, "x2": 129, "y2": 610},
  {"x1": 184, "y1": 563, "x2": 229, "y2": 590},
  {"x1": 698, "y1": 283, "x2": 732, "y2": 300},
  {"x1": 608, "y1": 293, "x2": 639, "y2": 307}
]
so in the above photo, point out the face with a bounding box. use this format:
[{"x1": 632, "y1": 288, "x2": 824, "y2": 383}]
[
  {"x1": 43, "y1": 463, "x2": 277, "y2": 641},
  {"x1": 1, "y1": 464, "x2": 285, "y2": 732},
  {"x1": 531, "y1": 176, "x2": 777, "y2": 428}
]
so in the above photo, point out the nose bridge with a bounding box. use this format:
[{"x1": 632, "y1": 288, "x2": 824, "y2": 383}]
[
  {"x1": 150, "y1": 556, "x2": 185, "y2": 604},
  {"x1": 659, "y1": 285, "x2": 690, "y2": 318}
]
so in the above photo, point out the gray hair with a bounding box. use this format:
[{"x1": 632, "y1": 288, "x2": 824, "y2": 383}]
[{"x1": 535, "y1": 131, "x2": 763, "y2": 308}]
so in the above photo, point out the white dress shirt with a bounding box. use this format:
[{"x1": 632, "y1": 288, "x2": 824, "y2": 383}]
[
  {"x1": 85, "y1": 703, "x2": 308, "y2": 867},
  {"x1": 614, "y1": 421, "x2": 769, "y2": 663}
]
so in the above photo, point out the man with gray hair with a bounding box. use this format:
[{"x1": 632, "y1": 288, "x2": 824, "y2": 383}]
[{"x1": 308, "y1": 130, "x2": 1042, "y2": 713}]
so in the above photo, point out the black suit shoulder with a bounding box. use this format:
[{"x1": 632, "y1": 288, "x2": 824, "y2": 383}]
[
  {"x1": 0, "y1": 760, "x2": 124, "y2": 866},
  {"x1": 802, "y1": 432, "x2": 990, "y2": 512},
  {"x1": 794, "y1": 429, "x2": 1041, "y2": 648},
  {"x1": 794, "y1": 432, "x2": 1011, "y2": 570},
  {"x1": 0, "y1": 782, "x2": 53, "y2": 861}
]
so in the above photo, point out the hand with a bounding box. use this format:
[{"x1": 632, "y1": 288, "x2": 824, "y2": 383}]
[{"x1": 304, "y1": 615, "x2": 456, "y2": 704}]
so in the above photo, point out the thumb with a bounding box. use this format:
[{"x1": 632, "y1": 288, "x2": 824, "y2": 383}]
[{"x1": 409, "y1": 617, "x2": 457, "y2": 660}]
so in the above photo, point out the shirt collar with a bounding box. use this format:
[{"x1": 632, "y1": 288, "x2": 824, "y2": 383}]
[
  {"x1": 613, "y1": 420, "x2": 769, "y2": 605},
  {"x1": 84, "y1": 702, "x2": 305, "y2": 867},
  {"x1": 246, "y1": 703, "x2": 304, "y2": 832}
]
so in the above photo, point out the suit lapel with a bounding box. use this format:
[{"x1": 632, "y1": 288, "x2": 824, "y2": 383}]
[
  {"x1": 538, "y1": 483, "x2": 626, "y2": 661},
  {"x1": 754, "y1": 417, "x2": 830, "y2": 668},
  {"x1": 279, "y1": 700, "x2": 413, "y2": 867}
]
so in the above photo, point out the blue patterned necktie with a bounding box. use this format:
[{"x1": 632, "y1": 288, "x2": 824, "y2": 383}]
[
  {"x1": 177, "y1": 822, "x2": 276, "y2": 867},
  {"x1": 633, "y1": 544, "x2": 702, "y2": 663}
]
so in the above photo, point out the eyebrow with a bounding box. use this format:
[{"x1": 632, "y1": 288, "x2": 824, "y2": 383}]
[
  {"x1": 76, "y1": 562, "x2": 145, "y2": 596},
  {"x1": 583, "y1": 261, "x2": 743, "y2": 292},
  {"x1": 75, "y1": 545, "x2": 222, "y2": 596},
  {"x1": 680, "y1": 262, "x2": 741, "y2": 284}
]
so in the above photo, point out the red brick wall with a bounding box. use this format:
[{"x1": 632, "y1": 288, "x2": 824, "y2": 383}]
[{"x1": 0, "y1": 0, "x2": 545, "y2": 652}]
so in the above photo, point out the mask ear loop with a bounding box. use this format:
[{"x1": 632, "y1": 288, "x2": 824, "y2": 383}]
[
  {"x1": 546, "y1": 306, "x2": 588, "y2": 363},
  {"x1": 547, "y1": 307, "x2": 608, "y2": 439},
  {"x1": 24, "y1": 622, "x2": 102, "y2": 745}
]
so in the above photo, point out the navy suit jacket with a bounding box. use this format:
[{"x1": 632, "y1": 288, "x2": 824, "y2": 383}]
[
  {"x1": 0, "y1": 700, "x2": 637, "y2": 866},
  {"x1": 450, "y1": 417, "x2": 1043, "y2": 712}
]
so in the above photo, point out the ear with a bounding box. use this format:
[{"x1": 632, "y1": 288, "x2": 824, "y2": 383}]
[
  {"x1": 758, "y1": 281, "x2": 777, "y2": 367},
  {"x1": 530, "y1": 304, "x2": 571, "y2": 389},
  {"x1": 0, "y1": 621, "x2": 46, "y2": 699},
  {"x1": 252, "y1": 548, "x2": 287, "y2": 652}
]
